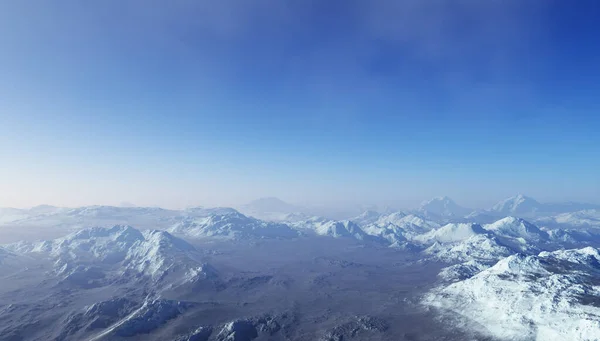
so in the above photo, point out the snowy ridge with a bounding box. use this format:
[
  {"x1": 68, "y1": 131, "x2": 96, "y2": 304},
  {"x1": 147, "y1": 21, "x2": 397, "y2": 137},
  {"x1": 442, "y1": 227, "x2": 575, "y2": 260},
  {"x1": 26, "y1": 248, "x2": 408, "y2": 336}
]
[
  {"x1": 169, "y1": 210, "x2": 299, "y2": 239},
  {"x1": 424, "y1": 247, "x2": 600, "y2": 341},
  {"x1": 8, "y1": 225, "x2": 211, "y2": 283},
  {"x1": 292, "y1": 218, "x2": 380, "y2": 242},
  {"x1": 483, "y1": 216, "x2": 550, "y2": 252},
  {"x1": 415, "y1": 223, "x2": 487, "y2": 243},
  {"x1": 537, "y1": 209, "x2": 600, "y2": 228},
  {"x1": 423, "y1": 234, "x2": 513, "y2": 264},
  {"x1": 484, "y1": 216, "x2": 549, "y2": 241}
]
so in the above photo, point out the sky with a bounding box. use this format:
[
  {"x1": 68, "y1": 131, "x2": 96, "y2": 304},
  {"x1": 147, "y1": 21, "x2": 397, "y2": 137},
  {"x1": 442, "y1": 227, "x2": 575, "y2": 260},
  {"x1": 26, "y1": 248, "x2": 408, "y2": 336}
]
[{"x1": 1, "y1": 0, "x2": 599, "y2": 210}]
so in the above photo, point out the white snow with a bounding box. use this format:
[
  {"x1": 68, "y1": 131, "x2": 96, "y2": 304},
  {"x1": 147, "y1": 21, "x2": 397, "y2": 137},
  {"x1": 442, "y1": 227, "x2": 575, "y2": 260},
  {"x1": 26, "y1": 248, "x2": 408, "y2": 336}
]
[
  {"x1": 415, "y1": 223, "x2": 487, "y2": 243},
  {"x1": 424, "y1": 247, "x2": 600, "y2": 341},
  {"x1": 169, "y1": 211, "x2": 299, "y2": 239},
  {"x1": 9, "y1": 225, "x2": 206, "y2": 281}
]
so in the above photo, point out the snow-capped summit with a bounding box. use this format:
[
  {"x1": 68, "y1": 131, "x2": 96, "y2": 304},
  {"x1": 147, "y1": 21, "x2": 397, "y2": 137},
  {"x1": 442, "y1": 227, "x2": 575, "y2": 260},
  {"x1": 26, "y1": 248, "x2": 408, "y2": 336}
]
[
  {"x1": 417, "y1": 196, "x2": 472, "y2": 219},
  {"x1": 484, "y1": 216, "x2": 549, "y2": 244},
  {"x1": 416, "y1": 223, "x2": 487, "y2": 243},
  {"x1": 424, "y1": 247, "x2": 600, "y2": 341},
  {"x1": 491, "y1": 194, "x2": 542, "y2": 216},
  {"x1": 352, "y1": 210, "x2": 383, "y2": 226}
]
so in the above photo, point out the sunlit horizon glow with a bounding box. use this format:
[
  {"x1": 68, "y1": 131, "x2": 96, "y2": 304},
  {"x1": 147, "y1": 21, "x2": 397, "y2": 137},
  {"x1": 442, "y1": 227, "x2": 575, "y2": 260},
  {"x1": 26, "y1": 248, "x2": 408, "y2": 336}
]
[{"x1": 1, "y1": 1, "x2": 599, "y2": 210}]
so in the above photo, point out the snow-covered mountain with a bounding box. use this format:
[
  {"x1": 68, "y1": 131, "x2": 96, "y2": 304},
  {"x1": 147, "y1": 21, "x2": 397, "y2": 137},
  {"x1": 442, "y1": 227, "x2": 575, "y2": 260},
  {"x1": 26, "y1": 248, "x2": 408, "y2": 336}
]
[
  {"x1": 351, "y1": 210, "x2": 383, "y2": 226},
  {"x1": 9, "y1": 225, "x2": 214, "y2": 285},
  {"x1": 490, "y1": 194, "x2": 600, "y2": 219},
  {"x1": 237, "y1": 197, "x2": 307, "y2": 222},
  {"x1": 168, "y1": 210, "x2": 299, "y2": 239},
  {"x1": 491, "y1": 194, "x2": 544, "y2": 217},
  {"x1": 416, "y1": 197, "x2": 472, "y2": 220},
  {"x1": 423, "y1": 234, "x2": 514, "y2": 264},
  {"x1": 291, "y1": 217, "x2": 382, "y2": 243},
  {"x1": 415, "y1": 223, "x2": 487, "y2": 244},
  {"x1": 484, "y1": 216, "x2": 549, "y2": 251},
  {"x1": 356, "y1": 212, "x2": 439, "y2": 247},
  {"x1": 424, "y1": 247, "x2": 600, "y2": 341},
  {"x1": 536, "y1": 209, "x2": 600, "y2": 229}
]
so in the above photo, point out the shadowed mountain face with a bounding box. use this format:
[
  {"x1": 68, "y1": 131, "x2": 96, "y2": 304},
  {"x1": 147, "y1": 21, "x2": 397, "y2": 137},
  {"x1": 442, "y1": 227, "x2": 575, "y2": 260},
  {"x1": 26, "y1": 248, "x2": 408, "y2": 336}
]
[{"x1": 0, "y1": 202, "x2": 600, "y2": 341}]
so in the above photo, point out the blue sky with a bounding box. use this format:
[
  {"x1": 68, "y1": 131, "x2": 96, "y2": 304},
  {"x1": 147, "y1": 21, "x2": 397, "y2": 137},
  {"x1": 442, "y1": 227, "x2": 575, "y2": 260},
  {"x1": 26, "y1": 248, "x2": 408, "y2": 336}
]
[{"x1": 1, "y1": 0, "x2": 599, "y2": 209}]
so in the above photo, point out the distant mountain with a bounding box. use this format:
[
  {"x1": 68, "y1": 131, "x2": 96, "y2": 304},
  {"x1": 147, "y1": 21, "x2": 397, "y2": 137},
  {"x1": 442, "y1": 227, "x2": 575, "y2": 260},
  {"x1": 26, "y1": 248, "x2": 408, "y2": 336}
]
[
  {"x1": 416, "y1": 197, "x2": 472, "y2": 219},
  {"x1": 238, "y1": 197, "x2": 307, "y2": 222},
  {"x1": 536, "y1": 209, "x2": 600, "y2": 228},
  {"x1": 491, "y1": 194, "x2": 542, "y2": 216},
  {"x1": 0, "y1": 207, "x2": 29, "y2": 224},
  {"x1": 490, "y1": 194, "x2": 600, "y2": 218},
  {"x1": 242, "y1": 197, "x2": 300, "y2": 213}
]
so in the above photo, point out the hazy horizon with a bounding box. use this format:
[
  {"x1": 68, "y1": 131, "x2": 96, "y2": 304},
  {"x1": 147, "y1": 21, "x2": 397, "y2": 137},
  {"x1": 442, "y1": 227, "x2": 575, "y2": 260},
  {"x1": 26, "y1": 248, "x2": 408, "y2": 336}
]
[
  {"x1": 4, "y1": 193, "x2": 600, "y2": 213},
  {"x1": 2, "y1": 1, "x2": 599, "y2": 210}
]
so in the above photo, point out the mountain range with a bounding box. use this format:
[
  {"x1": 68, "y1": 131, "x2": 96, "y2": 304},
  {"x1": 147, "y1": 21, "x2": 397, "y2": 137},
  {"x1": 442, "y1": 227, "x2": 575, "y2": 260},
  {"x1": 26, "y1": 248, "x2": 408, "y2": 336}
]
[{"x1": 1, "y1": 196, "x2": 600, "y2": 340}]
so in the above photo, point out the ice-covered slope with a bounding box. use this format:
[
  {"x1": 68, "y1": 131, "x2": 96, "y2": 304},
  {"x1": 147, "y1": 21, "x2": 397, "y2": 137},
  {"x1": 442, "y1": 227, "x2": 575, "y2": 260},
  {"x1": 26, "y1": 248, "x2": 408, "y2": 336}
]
[
  {"x1": 169, "y1": 211, "x2": 299, "y2": 239},
  {"x1": 424, "y1": 247, "x2": 600, "y2": 341}
]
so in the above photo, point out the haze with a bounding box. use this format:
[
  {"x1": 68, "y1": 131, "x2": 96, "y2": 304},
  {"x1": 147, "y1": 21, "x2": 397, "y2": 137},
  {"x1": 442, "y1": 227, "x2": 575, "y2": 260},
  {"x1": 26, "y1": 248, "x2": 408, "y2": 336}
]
[{"x1": 1, "y1": 1, "x2": 599, "y2": 209}]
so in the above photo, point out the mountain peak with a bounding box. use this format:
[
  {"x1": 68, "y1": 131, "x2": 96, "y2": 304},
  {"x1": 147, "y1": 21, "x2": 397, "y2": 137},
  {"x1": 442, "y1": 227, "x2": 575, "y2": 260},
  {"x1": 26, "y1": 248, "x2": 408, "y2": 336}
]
[
  {"x1": 243, "y1": 197, "x2": 299, "y2": 213},
  {"x1": 421, "y1": 196, "x2": 454, "y2": 205},
  {"x1": 491, "y1": 195, "x2": 541, "y2": 216},
  {"x1": 418, "y1": 196, "x2": 471, "y2": 218}
]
